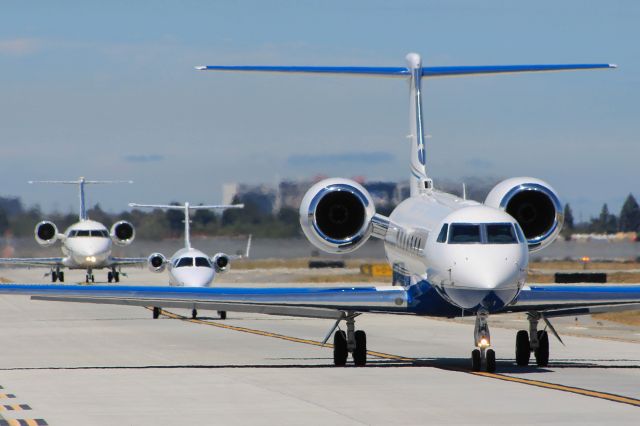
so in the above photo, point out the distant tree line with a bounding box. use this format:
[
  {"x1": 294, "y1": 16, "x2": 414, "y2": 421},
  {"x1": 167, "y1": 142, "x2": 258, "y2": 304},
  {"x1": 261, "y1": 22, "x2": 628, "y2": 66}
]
[
  {"x1": 2, "y1": 191, "x2": 639, "y2": 240},
  {"x1": 562, "y1": 194, "x2": 640, "y2": 237},
  {"x1": 0, "y1": 196, "x2": 302, "y2": 240}
]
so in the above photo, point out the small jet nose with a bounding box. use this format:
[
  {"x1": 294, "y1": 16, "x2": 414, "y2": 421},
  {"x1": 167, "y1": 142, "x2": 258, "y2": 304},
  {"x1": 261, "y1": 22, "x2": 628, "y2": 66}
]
[{"x1": 174, "y1": 267, "x2": 215, "y2": 287}]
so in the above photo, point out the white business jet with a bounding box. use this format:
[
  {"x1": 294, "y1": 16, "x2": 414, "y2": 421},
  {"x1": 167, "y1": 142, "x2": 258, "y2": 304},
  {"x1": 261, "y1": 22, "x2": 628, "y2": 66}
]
[
  {"x1": 0, "y1": 177, "x2": 145, "y2": 283},
  {"x1": 128, "y1": 202, "x2": 248, "y2": 319},
  {"x1": 3, "y1": 54, "x2": 639, "y2": 373}
]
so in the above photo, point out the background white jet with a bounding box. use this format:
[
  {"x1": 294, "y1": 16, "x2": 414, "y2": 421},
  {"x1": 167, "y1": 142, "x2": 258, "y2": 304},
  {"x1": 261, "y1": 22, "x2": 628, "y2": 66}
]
[
  {"x1": 128, "y1": 202, "x2": 249, "y2": 319},
  {"x1": 0, "y1": 177, "x2": 145, "y2": 283}
]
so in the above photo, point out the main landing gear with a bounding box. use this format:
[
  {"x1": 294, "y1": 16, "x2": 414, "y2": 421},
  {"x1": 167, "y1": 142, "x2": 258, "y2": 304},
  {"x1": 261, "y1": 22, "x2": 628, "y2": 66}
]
[
  {"x1": 51, "y1": 268, "x2": 64, "y2": 283},
  {"x1": 515, "y1": 313, "x2": 550, "y2": 367},
  {"x1": 471, "y1": 311, "x2": 496, "y2": 372},
  {"x1": 107, "y1": 268, "x2": 120, "y2": 283},
  {"x1": 333, "y1": 314, "x2": 367, "y2": 367},
  {"x1": 190, "y1": 309, "x2": 227, "y2": 320}
]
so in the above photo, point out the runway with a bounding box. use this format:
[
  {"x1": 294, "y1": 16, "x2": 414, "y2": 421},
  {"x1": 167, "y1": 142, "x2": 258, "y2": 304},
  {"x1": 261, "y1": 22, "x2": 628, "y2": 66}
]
[{"x1": 0, "y1": 268, "x2": 638, "y2": 425}]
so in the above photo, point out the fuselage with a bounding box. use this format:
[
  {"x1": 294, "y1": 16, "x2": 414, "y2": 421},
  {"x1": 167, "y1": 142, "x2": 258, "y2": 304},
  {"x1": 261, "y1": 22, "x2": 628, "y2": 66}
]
[
  {"x1": 167, "y1": 247, "x2": 216, "y2": 287},
  {"x1": 384, "y1": 190, "x2": 528, "y2": 313},
  {"x1": 60, "y1": 220, "x2": 113, "y2": 269}
]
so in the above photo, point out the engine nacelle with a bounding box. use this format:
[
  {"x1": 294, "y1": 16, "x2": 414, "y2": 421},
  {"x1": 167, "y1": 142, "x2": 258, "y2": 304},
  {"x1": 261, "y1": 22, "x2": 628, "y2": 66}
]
[
  {"x1": 110, "y1": 221, "x2": 135, "y2": 246},
  {"x1": 212, "y1": 253, "x2": 230, "y2": 273},
  {"x1": 299, "y1": 178, "x2": 376, "y2": 254},
  {"x1": 148, "y1": 253, "x2": 167, "y2": 273},
  {"x1": 34, "y1": 221, "x2": 59, "y2": 247},
  {"x1": 485, "y1": 177, "x2": 563, "y2": 252}
]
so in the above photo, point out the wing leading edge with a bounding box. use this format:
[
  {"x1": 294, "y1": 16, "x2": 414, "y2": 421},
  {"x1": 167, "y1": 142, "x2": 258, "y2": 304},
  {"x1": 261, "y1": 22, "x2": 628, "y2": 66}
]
[
  {"x1": 0, "y1": 284, "x2": 409, "y2": 319},
  {"x1": 0, "y1": 257, "x2": 64, "y2": 267},
  {"x1": 505, "y1": 284, "x2": 640, "y2": 316}
]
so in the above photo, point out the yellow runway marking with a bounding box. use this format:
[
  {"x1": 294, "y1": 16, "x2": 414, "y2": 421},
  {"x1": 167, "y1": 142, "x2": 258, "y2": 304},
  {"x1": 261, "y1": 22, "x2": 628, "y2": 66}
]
[{"x1": 155, "y1": 308, "x2": 640, "y2": 408}]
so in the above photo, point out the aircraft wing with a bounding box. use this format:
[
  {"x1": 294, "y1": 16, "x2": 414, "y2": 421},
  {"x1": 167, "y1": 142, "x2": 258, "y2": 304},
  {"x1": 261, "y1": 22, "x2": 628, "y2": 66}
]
[
  {"x1": 504, "y1": 284, "x2": 640, "y2": 317},
  {"x1": 107, "y1": 257, "x2": 147, "y2": 267},
  {"x1": 0, "y1": 257, "x2": 64, "y2": 268},
  {"x1": 0, "y1": 284, "x2": 408, "y2": 319}
]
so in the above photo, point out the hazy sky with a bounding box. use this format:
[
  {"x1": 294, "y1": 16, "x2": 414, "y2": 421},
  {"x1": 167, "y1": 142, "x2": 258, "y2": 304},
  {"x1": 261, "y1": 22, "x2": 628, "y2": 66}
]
[{"x1": 1, "y1": 1, "x2": 638, "y2": 220}]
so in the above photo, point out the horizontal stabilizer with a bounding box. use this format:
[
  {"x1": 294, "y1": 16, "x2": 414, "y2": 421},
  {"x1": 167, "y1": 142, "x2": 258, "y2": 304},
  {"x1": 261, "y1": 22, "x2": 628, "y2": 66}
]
[
  {"x1": 196, "y1": 63, "x2": 616, "y2": 78},
  {"x1": 196, "y1": 65, "x2": 410, "y2": 77},
  {"x1": 422, "y1": 63, "x2": 616, "y2": 77},
  {"x1": 129, "y1": 203, "x2": 244, "y2": 210}
]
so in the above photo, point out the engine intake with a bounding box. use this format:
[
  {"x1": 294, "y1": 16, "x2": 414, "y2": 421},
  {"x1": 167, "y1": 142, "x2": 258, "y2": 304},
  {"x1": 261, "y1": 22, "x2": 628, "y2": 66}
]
[
  {"x1": 485, "y1": 177, "x2": 563, "y2": 252},
  {"x1": 110, "y1": 221, "x2": 135, "y2": 246},
  {"x1": 299, "y1": 178, "x2": 376, "y2": 254},
  {"x1": 212, "y1": 253, "x2": 230, "y2": 273},
  {"x1": 148, "y1": 253, "x2": 167, "y2": 273},
  {"x1": 34, "y1": 221, "x2": 59, "y2": 247}
]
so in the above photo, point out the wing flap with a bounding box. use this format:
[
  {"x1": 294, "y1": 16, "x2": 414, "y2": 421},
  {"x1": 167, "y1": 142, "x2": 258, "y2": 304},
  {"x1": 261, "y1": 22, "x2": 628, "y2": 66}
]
[
  {"x1": 506, "y1": 284, "x2": 640, "y2": 313},
  {"x1": 31, "y1": 296, "x2": 343, "y2": 319}
]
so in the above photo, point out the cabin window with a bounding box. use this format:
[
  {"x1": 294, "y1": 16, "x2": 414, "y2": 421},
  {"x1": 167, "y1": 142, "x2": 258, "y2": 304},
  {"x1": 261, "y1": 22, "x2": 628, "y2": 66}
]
[
  {"x1": 486, "y1": 224, "x2": 518, "y2": 244},
  {"x1": 195, "y1": 257, "x2": 212, "y2": 267},
  {"x1": 448, "y1": 224, "x2": 481, "y2": 244},
  {"x1": 175, "y1": 257, "x2": 193, "y2": 267},
  {"x1": 436, "y1": 224, "x2": 448, "y2": 243}
]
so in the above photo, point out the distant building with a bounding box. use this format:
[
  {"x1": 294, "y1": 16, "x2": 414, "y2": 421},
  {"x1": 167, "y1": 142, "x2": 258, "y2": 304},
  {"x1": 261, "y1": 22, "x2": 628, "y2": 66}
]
[{"x1": 223, "y1": 178, "x2": 410, "y2": 214}]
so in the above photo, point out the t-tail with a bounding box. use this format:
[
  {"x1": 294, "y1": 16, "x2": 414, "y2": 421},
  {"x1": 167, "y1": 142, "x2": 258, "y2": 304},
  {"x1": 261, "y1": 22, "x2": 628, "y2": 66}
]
[
  {"x1": 128, "y1": 202, "x2": 244, "y2": 249},
  {"x1": 29, "y1": 177, "x2": 133, "y2": 221},
  {"x1": 197, "y1": 54, "x2": 616, "y2": 196}
]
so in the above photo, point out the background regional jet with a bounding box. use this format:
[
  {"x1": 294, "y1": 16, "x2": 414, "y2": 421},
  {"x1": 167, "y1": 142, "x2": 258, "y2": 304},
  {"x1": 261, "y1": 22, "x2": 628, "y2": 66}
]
[
  {"x1": 1, "y1": 54, "x2": 639, "y2": 373},
  {"x1": 0, "y1": 177, "x2": 145, "y2": 283},
  {"x1": 129, "y1": 202, "x2": 248, "y2": 319}
]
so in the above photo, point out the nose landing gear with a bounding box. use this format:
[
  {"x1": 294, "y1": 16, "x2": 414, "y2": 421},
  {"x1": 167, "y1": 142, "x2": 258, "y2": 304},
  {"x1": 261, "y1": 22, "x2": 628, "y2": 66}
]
[
  {"x1": 332, "y1": 313, "x2": 367, "y2": 367},
  {"x1": 472, "y1": 311, "x2": 496, "y2": 372}
]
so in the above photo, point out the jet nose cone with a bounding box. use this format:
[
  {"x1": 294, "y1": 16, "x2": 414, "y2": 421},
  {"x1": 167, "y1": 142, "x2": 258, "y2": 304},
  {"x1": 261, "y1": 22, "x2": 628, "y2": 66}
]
[{"x1": 173, "y1": 267, "x2": 215, "y2": 287}]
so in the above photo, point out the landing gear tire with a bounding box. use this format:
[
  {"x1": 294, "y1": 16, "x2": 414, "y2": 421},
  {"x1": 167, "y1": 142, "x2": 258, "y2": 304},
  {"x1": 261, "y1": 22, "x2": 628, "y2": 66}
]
[
  {"x1": 85, "y1": 274, "x2": 90, "y2": 283},
  {"x1": 114, "y1": 272, "x2": 120, "y2": 283},
  {"x1": 58, "y1": 271, "x2": 64, "y2": 282},
  {"x1": 486, "y1": 349, "x2": 496, "y2": 373},
  {"x1": 333, "y1": 330, "x2": 348, "y2": 367},
  {"x1": 353, "y1": 330, "x2": 367, "y2": 367},
  {"x1": 471, "y1": 349, "x2": 481, "y2": 372},
  {"x1": 51, "y1": 272, "x2": 58, "y2": 283},
  {"x1": 107, "y1": 272, "x2": 113, "y2": 283},
  {"x1": 192, "y1": 309, "x2": 198, "y2": 319},
  {"x1": 218, "y1": 311, "x2": 227, "y2": 320},
  {"x1": 515, "y1": 330, "x2": 531, "y2": 366},
  {"x1": 535, "y1": 330, "x2": 549, "y2": 367},
  {"x1": 152, "y1": 307, "x2": 160, "y2": 319}
]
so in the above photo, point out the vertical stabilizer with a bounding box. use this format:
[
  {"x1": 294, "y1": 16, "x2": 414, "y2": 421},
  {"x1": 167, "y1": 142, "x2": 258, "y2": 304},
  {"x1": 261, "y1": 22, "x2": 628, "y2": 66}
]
[
  {"x1": 128, "y1": 202, "x2": 244, "y2": 249},
  {"x1": 29, "y1": 178, "x2": 133, "y2": 221},
  {"x1": 406, "y1": 53, "x2": 431, "y2": 196}
]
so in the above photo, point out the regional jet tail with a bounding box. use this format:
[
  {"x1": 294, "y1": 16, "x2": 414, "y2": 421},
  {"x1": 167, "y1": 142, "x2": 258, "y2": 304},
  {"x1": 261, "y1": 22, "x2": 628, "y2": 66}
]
[
  {"x1": 1, "y1": 55, "x2": 635, "y2": 374},
  {"x1": 0, "y1": 177, "x2": 146, "y2": 283}
]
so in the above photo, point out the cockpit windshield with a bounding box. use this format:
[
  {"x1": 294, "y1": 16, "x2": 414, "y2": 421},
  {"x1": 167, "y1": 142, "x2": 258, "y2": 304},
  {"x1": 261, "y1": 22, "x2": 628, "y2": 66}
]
[
  {"x1": 447, "y1": 223, "x2": 519, "y2": 245},
  {"x1": 175, "y1": 257, "x2": 193, "y2": 268},
  {"x1": 486, "y1": 224, "x2": 518, "y2": 244},
  {"x1": 449, "y1": 224, "x2": 481, "y2": 244},
  {"x1": 69, "y1": 230, "x2": 108, "y2": 238},
  {"x1": 195, "y1": 257, "x2": 212, "y2": 267}
]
